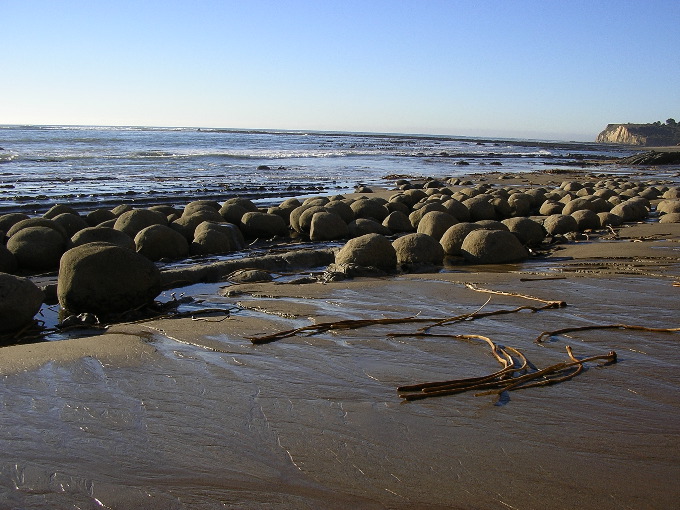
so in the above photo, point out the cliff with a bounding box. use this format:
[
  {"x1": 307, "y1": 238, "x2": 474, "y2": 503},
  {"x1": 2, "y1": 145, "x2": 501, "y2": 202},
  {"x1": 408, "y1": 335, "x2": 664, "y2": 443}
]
[{"x1": 596, "y1": 123, "x2": 680, "y2": 146}]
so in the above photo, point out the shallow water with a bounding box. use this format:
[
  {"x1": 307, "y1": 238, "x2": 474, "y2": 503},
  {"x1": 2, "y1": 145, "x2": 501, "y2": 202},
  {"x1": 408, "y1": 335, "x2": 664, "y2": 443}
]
[
  {"x1": 1, "y1": 274, "x2": 678, "y2": 509},
  {"x1": 0, "y1": 125, "x2": 638, "y2": 214}
]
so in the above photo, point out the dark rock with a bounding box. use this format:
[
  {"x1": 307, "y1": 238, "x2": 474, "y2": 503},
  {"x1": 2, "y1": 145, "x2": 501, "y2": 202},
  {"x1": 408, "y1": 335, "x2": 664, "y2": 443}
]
[
  {"x1": 135, "y1": 224, "x2": 189, "y2": 261},
  {"x1": 393, "y1": 233, "x2": 445, "y2": 269},
  {"x1": 502, "y1": 217, "x2": 546, "y2": 247},
  {"x1": 58, "y1": 242, "x2": 161, "y2": 315},
  {"x1": 310, "y1": 212, "x2": 349, "y2": 241},
  {"x1": 190, "y1": 222, "x2": 245, "y2": 256},
  {"x1": 70, "y1": 227, "x2": 136, "y2": 251},
  {"x1": 416, "y1": 211, "x2": 458, "y2": 240},
  {"x1": 86, "y1": 208, "x2": 116, "y2": 226},
  {"x1": 113, "y1": 209, "x2": 167, "y2": 238},
  {"x1": 348, "y1": 218, "x2": 391, "y2": 238},
  {"x1": 335, "y1": 233, "x2": 397, "y2": 271},
  {"x1": 52, "y1": 213, "x2": 89, "y2": 238},
  {"x1": 460, "y1": 229, "x2": 529, "y2": 264},
  {"x1": 7, "y1": 226, "x2": 66, "y2": 270},
  {"x1": 0, "y1": 273, "x2": 44, "y2": 333},
  {"x1": 440, "y1": 223, "x2": 482, "y2": 256},
  {"x1": 241, "y1": 212, "x2": 289, "y2": 238}
]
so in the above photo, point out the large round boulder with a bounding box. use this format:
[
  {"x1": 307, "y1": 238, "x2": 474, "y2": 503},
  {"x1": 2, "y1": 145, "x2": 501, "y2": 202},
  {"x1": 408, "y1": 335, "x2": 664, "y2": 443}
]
[
  {"x1": 86, "y1": 208, "x2": 116, "y2": 227},
  {"x1": 393, "y1": 233, "x2": 445, "y2": 269},
  {"x1": 52, "y1": 213, "x2": 89, "y2": 238},
  {"x1": 463, "y1": 195, "x2": 497, "y2": 221},
  {"x1": 543, "y1": 214, "x2": 578, "y2": 236},
  {"x1": 7, "y1": 218, "x2": 68, "y2": 240},
  {"x1": 57, "y1": 242, "x2": 161, "y2": 315},
  {"x1": 190, "y1": 222, "x2": 245, "y2": 256},
  {"x1": 114, "y1": 209, "x2": 167, "y2": 238},
  {"x1": 0, "y1": 273, "x2": 44, "y2": 333},
  {"x1": 659, "y1": 213, "x2": 680, "y2": 224},
  {"x1": 0, "y1": 245, "x2": 18, "y2": 273},
  {"x1": 382, "y1": 211, "x2": 415, "y2": 233},
  {"x1": 7, "y1": 226, "x2": 67, "y2": 270},
  {"x1": 0, "y1": 213, "x2": 30, "y2": 235},
  {"x1": 460, "y1": 229, "x2": 529, "y2": 264},
  {"x1": 135, "y1": 224, "x2": 189, "y2": 261},
  {"x1": 240, "y1": 212, "x2": 289, "y2": 238},
  {"x1": 571, "y1": 209, "x2": 600, "y2": 231},
  {"x1": 335, "y1": 233, "x2": 397, "y2": 271},
  {"x1": 350, "y1": 199, "x2": 389, "y2": 222},
  {"x1": 309, "y1": 212, "x2": 349, "y2": 241},
  {"x1": 502, "y1": 217, "x2": 545, "y2": 247},
  {"x1": 416, "y1": 211, "x2": 458, "y2": 241},
  {"x1": 44, "y1": 204, "x2": 79, "y2": 220},
  {"x1": 440, "y1": 223, "x2": 482, "y2": 256},
  {"x1": 348, "y1": 218, "x2": 391, "y2": 238},
  {"x1": 70, "y1": 227, "x2": 136, "y2": 251}
]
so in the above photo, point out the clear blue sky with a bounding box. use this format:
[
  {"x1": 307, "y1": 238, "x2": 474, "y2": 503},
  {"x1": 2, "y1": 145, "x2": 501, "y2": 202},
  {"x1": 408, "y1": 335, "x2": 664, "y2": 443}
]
[{"x1": 2, "y1": 0, "x2": 678, "y2": 141}]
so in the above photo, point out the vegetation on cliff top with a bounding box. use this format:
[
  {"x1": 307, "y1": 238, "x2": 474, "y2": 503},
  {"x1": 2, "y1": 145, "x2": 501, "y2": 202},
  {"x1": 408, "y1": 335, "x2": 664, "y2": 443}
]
[{"x1": 597, "y1": 118, "x2": 680, "y2": 146}]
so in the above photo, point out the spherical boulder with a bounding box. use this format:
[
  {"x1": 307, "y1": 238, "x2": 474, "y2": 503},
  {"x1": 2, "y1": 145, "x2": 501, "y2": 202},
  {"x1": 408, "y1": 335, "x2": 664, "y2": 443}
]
[
  {"x1": 135, "y1": 224, "x2": 189, "y2": 261},
  {"x1": 0, "y1": 213, "x2": 30, "y2": 234},
  {"x1": 70, "y1": 227, "x2": 136, "y2": 251},
  {"x1": 350, "y1": 199, "x2": 389, "y2": 222},
  {"x1": 502, "y1": 217, "x2": 546, "y2": 247},
  {"x1": 57, "y1": 242, "x2": 161, "y2": 315},
  {"x1": 440, "y1": 223, "x2": 482, "y2": 256},
  {"x1": 463, "y1": 195, "x2": 497, "y2": 221},
  {"x1": 543, "y1": 214, "x2": 578, "y2": 236},
  {"x1": 335, "y1": 233, "x2": 397, "y2": 271},
  {"x1": 240, "y1": 212, "x2": 289, "y2": 238},
  {"x1": 309, "y1": 212, "x2": 349, "y2": 241},
  {"x1": 460, "y1": 229, "x2": 529, "y2": 264},
  {"x1": 86, "y1": 208, "x2": 116, "y2": 227},
  {"x1": 657, "y1": 200, "x2": 680, "y2": 215},
  {"x1": 190, "y1": 222, "x2": 245, "y2": 256},
  {"x1": 571, "y1": 209, "x2": 601, "y2": 231},
  {"x1": 7, "y1": 226, "x2": 67, "y2": 270},
  {"x1": 7, "y1": 218, "x2": 68, "y2": 240},
  {"x1": 382, "y1": 211, "x2": 415, "y2": 233},
  {"x1": 539, "y1": 200, "x2": 563, "y2": 216},
  {"x1": 0, "y1": 273, "x2": 44, "y2": 333},
  {"x1": 416, "y1": 211, "x2": 458, "y2": 241},
  {"x1": 44, "y1": 204, "x2": 79, "y2": 220},
  {"x1": 52, "y1": 213, "x2": 89, "y2": 238},
  {"x1": 348, "y1": 218, "x2": 391, "y2": 238},
  {"x1": 114, "y1": 209, "x2": 167, "y2": 238},
  {"x1": 393, "y1": 233, "x2": 445, "y2": 269},
  {"x1": 659, "y1": 213, "x2": 680, "y2": 224},
  {"x1": 0, "y1": 245, "x2": 18, "y2": 274}
]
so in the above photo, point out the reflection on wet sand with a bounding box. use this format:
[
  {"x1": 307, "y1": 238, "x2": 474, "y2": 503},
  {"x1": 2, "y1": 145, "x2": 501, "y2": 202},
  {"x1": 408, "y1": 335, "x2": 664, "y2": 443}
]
[{"x1": 1, "y1": 267, "x2": 679, "y2": 509}]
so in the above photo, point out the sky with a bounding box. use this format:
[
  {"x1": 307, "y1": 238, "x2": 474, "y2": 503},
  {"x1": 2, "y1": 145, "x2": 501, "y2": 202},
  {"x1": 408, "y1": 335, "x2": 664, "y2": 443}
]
[{"x1": 2, "y1": 0, "x2": 679, "y2": 141}]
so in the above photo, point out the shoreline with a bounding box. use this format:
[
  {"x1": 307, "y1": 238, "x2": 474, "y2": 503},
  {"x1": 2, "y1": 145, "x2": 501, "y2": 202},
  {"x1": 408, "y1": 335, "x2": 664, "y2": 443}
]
[{"x1": 1, "y1": 167, "x2": 679, "y2": 509}]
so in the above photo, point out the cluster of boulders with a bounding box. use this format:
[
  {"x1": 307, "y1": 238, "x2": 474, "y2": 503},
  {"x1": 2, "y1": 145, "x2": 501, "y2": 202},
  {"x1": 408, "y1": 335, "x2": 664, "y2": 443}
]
[{"x1": 0, "y1": 177, "x2": 678, "y2": 335}]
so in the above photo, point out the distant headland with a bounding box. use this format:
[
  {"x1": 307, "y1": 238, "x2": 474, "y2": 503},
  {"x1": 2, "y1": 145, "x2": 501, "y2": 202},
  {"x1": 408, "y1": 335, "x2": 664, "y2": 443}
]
[{"x1": 597, "y1": 118, "x2": 680, "y2": 146}]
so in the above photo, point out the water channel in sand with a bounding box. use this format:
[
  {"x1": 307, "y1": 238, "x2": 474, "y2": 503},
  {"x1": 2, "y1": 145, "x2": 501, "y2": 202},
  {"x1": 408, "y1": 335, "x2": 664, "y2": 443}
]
[{"x1": 1, "y1": 269, "x2": 678, "y2": 509}]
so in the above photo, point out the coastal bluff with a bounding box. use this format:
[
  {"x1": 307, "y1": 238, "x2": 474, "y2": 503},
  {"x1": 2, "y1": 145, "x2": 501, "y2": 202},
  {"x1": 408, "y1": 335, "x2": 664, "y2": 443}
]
[{"x1": 597, "y1": 121, "x2": 680, "y2": 146}]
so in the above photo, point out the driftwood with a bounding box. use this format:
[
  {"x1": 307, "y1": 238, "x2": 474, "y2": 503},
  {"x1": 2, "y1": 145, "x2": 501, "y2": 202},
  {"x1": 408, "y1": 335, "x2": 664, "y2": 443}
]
[
  {"x1": 248, "y1": 284, "x2": 568, "y2": 344},
  {"x1": 398, "y1": 334, "x2": 617, "y2": 403},
  {"x1": 535, "y1": 324, "x2": 680, "y2": 343}
]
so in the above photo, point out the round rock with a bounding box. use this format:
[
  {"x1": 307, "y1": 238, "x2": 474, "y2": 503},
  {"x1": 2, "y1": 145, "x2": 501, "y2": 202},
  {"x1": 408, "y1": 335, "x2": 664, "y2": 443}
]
[
  {"x1": 0, "y1": 273, "x2": 44, "y2": 333},
  {"x1": 58, "y1": 242, "x2": 161, "y2": 315},
  {"x1": 335, "y1": 233, "x2": 397, "y2": 271},
  {"x1": 393, "y1": 233, "x2": 445, "y2": 269},
  {"x1": 460, "y1": 229, "x2": 529, "y2": 264}
]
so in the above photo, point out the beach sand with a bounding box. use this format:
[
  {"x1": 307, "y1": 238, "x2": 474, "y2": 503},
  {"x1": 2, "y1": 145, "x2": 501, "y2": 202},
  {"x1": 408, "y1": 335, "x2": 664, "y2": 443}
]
[{"x1": 1, "y1": 170, "x2": 679, "y2": 509}]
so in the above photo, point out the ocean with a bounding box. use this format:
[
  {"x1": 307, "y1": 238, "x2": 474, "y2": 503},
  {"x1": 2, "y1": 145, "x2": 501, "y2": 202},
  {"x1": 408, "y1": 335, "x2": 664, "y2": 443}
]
[{"x1": 0, "y1": 125, "x2": 638, "y2": 215}]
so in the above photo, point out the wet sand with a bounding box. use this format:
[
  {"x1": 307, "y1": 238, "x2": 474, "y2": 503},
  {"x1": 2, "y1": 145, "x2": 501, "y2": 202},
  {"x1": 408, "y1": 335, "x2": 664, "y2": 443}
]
[{"x1": 1, "y1": 171, "x2": 679, "y2": 509}]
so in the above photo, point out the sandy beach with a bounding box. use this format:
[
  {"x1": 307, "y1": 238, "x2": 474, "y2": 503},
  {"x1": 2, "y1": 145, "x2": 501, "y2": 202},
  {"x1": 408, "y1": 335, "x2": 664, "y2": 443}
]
[{"x1": 1, "y1": 168, "x2": 679, "y2": 509}]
